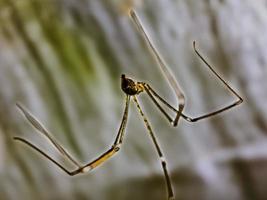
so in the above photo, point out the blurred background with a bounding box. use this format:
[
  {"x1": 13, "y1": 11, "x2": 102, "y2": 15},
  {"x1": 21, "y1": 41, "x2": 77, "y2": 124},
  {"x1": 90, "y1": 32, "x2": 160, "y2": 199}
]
[{"x1": 1, "y1": 0, "x2": 267, "y2": 199}]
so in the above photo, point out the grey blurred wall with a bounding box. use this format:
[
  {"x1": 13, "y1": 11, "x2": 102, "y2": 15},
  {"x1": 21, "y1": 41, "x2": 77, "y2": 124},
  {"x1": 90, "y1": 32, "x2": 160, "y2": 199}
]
[{"x1": 0, "y1": 0, "x2": 267, "y2": 199}]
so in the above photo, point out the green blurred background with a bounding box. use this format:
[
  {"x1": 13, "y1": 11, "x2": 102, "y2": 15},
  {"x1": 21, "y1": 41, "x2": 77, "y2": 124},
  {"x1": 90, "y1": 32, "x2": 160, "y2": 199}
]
[{"x1": 1, "y1": 0, "x2": 267, "y2": 199}]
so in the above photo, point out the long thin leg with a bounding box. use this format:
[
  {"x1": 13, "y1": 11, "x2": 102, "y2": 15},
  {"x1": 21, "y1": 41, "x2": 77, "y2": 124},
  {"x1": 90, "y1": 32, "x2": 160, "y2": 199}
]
[
  {"x1": 13, "y1": 137, "x2": 74, "y2": 175},
  {"x1": 186, "y1": 41, "x2": 243, "y2": 122},
  {"x1": 129, "y1": 9, "x2": 185, "y2": 126},
  {"x1": 149, "y1": 41, "x2": 243, "y2": 122},
  {"x1": 14, "y1": 95, "x2": 131, "y2": 175},
  {"x1": 114, "y1": 95, "x2": 131, "y2": 146},
  {"x1": 142, "y1": 62, "x2": 242, "y2": 123},
  {"x1": 142, "y1": 84, "x2": 173, "y2": 124},
  {"x1": 133, "y1": 96, "x2": 174, "y2": 200},
  {"x1": 16, "y1": 102, "x2": 81, "y2": 167},
  {"x1": 129, "y1": 9, "x2": 243, "y2": 125}
]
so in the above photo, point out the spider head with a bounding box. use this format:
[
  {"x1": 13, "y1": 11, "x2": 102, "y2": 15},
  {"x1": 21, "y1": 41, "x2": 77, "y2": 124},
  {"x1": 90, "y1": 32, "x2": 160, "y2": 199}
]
[{"x1": 121, "y1": 74, "x2": 143, "y2": 95}]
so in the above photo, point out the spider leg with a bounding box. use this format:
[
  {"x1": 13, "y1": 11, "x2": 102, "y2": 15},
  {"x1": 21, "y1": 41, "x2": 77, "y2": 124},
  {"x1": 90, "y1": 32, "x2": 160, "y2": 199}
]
[
  {"x1": 193, "y1": 41, "x2": 243, "y2": 101},
  {"x1": 16, "y1": 102, "x2": 81, "y2": 168},
  {"x1": 75, "y1": 95, "x2": 131, "y2": 174},
  {"x1": 142, "y1": 83, "x2": 174, "y2": 124},
  {"x1": 114, "y1": 95, "x2": 131, "y2": 146},
  {"x1": 14, "y1": 137, "x2": 75, "y2": 176},
  {"x1": 133, "y1": 96, "x2": 174, "y2": 200},
  {"x1": 183, "y1": 41, "x2": 243, "y2": 122},
  {"x1": 141, "y1": 45, "x2": 243, "y2": 123},
  {"x1": 129, "y1": 9, "x2": 185, "y2": 126},
  {"x1": 129, "y1": 9, "x2": 243, "y2": 125},
  {"x1": 14, "y1": 95, "x2": 131, "y2": 175}
]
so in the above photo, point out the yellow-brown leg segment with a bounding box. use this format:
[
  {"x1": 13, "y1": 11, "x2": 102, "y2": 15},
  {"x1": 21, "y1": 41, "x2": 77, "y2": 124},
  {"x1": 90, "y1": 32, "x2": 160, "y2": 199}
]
[
  {"x1": 71, "y1": 147, "x2": 120, "y2": 175},
  {"x1": 133, "y1": 96, "x2": 174, "y2": 200},
  {"x1": 14, "y1": 95, "x2": 131, "y2": 176},
  {"x1": 13, "y1": 137, "x2": 119, "y2": 176},
  {"x1": 72, "y1": 95, "x2": 131, "y2": 175}
]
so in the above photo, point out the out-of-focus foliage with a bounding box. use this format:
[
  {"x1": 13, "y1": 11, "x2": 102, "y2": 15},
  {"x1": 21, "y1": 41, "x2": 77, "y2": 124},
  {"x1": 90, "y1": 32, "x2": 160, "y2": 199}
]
[{"x1": 0, "y1": 0, "x2": 267, "y2": 199}]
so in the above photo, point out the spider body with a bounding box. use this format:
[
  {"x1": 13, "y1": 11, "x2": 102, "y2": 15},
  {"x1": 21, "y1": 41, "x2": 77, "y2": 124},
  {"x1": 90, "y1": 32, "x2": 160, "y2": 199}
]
[{"x1": 121, "y1": 74, "x2": 144, "y2": 95}]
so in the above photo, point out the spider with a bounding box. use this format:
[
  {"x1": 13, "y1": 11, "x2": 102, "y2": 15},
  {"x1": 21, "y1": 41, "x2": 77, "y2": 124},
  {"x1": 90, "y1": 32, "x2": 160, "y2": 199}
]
[{"x1": 14, "y1": 9, "x2": 243, "y2": 200}]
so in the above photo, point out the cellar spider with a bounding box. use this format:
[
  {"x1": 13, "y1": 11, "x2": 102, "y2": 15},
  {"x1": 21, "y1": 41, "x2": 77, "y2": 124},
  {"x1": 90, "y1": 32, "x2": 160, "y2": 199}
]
[{"x1": 14, "y1": 9, "x2": 243, "y2": 200}]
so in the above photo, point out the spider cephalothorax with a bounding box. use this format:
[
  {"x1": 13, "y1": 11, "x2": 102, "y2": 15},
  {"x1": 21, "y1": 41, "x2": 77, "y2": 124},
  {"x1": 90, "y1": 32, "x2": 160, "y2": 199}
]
[{"x1": 121, "y1": 74, "x2": 144, "y2": 95}]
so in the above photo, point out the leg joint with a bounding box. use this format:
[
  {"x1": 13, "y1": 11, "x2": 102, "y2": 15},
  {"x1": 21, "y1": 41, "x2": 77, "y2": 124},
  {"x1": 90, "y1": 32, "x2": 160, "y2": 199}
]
[{"x1": 113, "y1": 145, "x2": 121, "y2": 152}]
